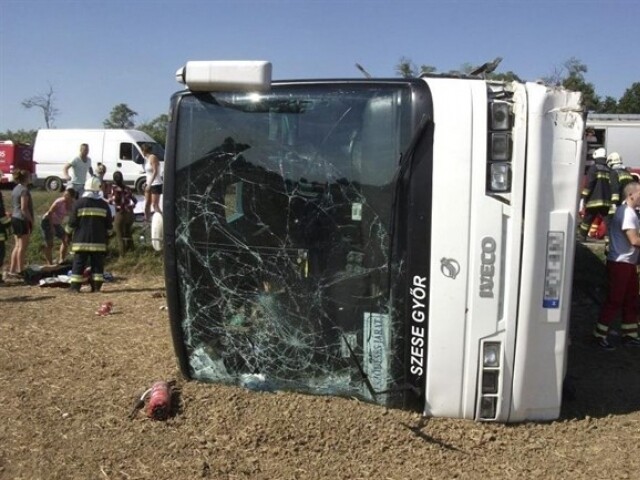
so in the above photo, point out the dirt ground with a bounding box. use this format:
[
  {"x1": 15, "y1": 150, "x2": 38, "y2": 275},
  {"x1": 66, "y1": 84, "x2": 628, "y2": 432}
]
[{"x1": 2, "y1": 245, "x2": 640, "y2": 480}]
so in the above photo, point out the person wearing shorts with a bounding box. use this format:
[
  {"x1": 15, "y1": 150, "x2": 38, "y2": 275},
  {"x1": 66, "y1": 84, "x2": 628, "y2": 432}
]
[
  {"x1": 8, "y1": 169, "x2": 33, "y2": 278},
  {"x1": 142, "y1": 143, "x2": 163, "y2": 220},
  {"x1": 41, "y1": 187, "x2": 75, "y2": 264}
]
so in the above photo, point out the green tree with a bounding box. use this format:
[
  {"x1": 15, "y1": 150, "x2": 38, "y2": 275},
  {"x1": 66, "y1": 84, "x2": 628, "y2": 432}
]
[
  {"x1": 104, "y1": 103, "x2": 138, "y2": 129},
  {"x1": 137, "y1": 114, "x2": 168, "y2": 146},
  {"x1": 0, "y1": 129, "x2": 37, "y2": 144},
  {"x1": 563, "y1": 74, "x2": 600, "y2": 112},
  {"x1": 617, "y1": 82, "x2": 640, "y2": 113},
  {"x1": 395, "y1": 58, "x2": 438, "y2": 78},
  {"x1": 419, "y1": 65, "x2": 437, "y2": 76},
  {"x1": 544, "y1": 58, "x2": 600, "y2": 112},
  {"x1": 21, "y1": 84, "x2": 59, "y2": 128},
  {"x1": 597, "y1": 96, "x2": 618, "y2": 113},
  {"x1": 396, "y1": 57, "x2": 416, "y2": 78},
  {"x1": 488, "y1": 70, "x2": 522, "y2": 82}
]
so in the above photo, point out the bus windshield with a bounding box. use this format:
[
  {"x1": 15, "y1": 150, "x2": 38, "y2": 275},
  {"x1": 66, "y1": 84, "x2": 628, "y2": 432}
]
[{"x1": 171, "y1": 83, "x2": 421, "y2": 406}]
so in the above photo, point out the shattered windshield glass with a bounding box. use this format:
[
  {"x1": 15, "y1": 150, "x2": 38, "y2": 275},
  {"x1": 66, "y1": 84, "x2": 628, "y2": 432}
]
[{"x1": 172, "y1": 83, "x2": 415, "y2": 406}]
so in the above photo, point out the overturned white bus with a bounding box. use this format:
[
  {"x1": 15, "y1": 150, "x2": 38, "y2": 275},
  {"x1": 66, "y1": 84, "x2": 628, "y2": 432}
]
[{"x1": 163, "y1": 61, "x2": 584, "y2": 422}]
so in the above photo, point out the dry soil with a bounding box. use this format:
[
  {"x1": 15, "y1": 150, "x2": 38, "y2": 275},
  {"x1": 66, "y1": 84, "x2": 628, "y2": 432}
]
[{"x1": 2, "y1": 245, "x2": 640, "y2": 480}]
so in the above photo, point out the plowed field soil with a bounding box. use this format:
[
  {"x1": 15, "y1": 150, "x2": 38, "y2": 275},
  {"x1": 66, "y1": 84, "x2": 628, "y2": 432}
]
[{"x1": 2, "y1": 244, "x2": 640, "y2": 480}]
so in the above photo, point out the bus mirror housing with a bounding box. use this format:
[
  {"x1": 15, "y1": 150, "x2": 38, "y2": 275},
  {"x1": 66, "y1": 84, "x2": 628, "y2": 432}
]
[{"x1": 175, "y1": 61, "x2": 272, "y2": 92}]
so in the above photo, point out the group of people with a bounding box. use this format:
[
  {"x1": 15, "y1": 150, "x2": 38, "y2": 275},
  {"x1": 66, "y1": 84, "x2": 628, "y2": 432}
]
[
  {"x1": 580, "y1": 148, "x2": 640, "y2": 350},
  {"x1": 0, "y1": 142, "x2": 163, "y2": 291},
  {"x1": 578, "y1": 147, "x2": 634, "y2": 240}
]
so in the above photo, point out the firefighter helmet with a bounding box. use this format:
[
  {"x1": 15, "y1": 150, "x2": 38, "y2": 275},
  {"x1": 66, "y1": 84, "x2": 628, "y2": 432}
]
[
  {"x1": 606, "y1": 152, "x2": 622, "y2": 168},
  {"x1": 592, "y1": 147, "x2": 607, "y2": 159}
]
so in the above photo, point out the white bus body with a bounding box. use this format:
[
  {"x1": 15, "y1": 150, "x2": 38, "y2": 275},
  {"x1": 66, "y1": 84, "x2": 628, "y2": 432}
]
[
  {"x1": 33, "y1": 129, "x2": 164, "y2": 193},
  {"x1": 163, "y1": 61, "x2": 584, "y2": 422}
]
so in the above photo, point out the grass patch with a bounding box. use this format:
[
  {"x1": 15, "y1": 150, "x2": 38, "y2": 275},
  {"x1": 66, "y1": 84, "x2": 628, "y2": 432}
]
[{"x1": 1, "y1": 188, "x2": 164, "y2": 276}]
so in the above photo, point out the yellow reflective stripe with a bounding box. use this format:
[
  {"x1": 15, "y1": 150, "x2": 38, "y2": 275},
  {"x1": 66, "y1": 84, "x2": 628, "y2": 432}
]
[
  {"x1": 0, "y1": 217, "x2": 10, "y2": 225},
  {"x1": 594, "y1": 323, "x2": 609, "y2": 338},
  {"x1": 0, "y1": 234, "x2": 6, "y2": 241},
  {"x1": 65, "y1": 225, "x2": 74, "y2": 234},
  {"x1": 595, "y1": 172, "x2": 610, "y2": 180},
  {"x1": 78, "y1": 208, "x2": 107, "y2": 217},
  {"x1": 92, "y1": 274, "x2": 104, "y2": 282},
  {"x1": 71, "y1": 243, "x2": 107, "y2": 252},
  {"x1": 70, "y1": 274, "x2": 85, "y2": 283},
  {"x1": 585, "y1": 200, "x2": 611, "y2": 207},
  {"x1": 581, "y1": 188, "x2": 591, "y2": 196}
]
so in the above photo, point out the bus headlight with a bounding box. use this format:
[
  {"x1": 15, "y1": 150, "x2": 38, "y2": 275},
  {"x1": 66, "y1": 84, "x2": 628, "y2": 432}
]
[
  {"x1": 489, "y1": 101, "x2": 512, "y2": 130},
  {"x1": 490, "y1": 133, "x2": 512, "y2": 161},
  {"x1": 482, "y1": 371, "x2": 499, "y2": 394},
  {"x1": 488, "y1": 163, "x2": 511, "y2": 192},
  {"x1": 480, "y1": 397, "x2": 497, "y2": 419},
  {"x1": 479, "y1": 341, "x2": 501, "y2": 420},
  {"x1": 483, "y1": 342, "x2": 501, "y2": 367},
  {"x1": 486, "y1": 98, "x2": 513, "y2": 194}
]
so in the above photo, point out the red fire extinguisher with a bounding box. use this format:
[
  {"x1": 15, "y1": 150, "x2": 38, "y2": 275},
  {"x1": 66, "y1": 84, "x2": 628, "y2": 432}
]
[{"x1": 146, "y1": 381, "x2": 172, "y2": 420}]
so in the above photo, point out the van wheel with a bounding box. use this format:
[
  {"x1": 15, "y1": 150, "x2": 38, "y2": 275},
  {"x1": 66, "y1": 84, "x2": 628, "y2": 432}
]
[
  {"x1": 135, "y1": 177, "x2": 147, "y2": 195},
  {"x1": 45, "y1": 176, "x2": 63, "y2": 192}
]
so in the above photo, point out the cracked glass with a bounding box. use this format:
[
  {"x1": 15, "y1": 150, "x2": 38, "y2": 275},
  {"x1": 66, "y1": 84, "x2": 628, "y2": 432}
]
[{"x1": 171, "y1": 83, "x2": 417, "y2": 407}]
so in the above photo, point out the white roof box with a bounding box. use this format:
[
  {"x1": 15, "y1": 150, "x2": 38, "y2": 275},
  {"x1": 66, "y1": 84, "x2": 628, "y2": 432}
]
[{"x1": 175, "y1": 60, "x2": 272, "y2": 92}]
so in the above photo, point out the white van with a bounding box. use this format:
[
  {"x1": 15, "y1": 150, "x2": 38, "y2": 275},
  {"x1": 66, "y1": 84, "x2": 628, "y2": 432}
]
[
  {"x1": 585, "y1": 114, "x2": 640, "y2": 174},
  {"x1": 33, "y1": 129, "x2": 165, "y2": 193}
]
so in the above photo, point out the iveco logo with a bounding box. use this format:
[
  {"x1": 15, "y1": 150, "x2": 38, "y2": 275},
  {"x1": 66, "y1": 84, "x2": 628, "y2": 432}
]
[
  {"x1": 479, "y1": 237, "x2": 496, "y2": 298},
  {"x1": 440, "y1": 258, "x2": 460, "y2": 279}
]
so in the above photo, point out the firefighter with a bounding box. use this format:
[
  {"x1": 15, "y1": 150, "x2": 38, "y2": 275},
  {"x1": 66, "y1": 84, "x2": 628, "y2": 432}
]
[
  {"x1": 65, "y1": 175, "x2": 113, "y2": 292},
  {"x1": 578, "y1": 148, "x2": 612, "y2": 240},
  {"x1": 608, "y1": 152, "x2": 634, "y2": 208}
]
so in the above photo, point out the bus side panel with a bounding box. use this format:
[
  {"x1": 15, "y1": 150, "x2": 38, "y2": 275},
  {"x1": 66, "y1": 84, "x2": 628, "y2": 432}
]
[
  {"x1": 510, "y1": 85, "x2": 583, "y2": 421},
  {"x1": 421, "y1": 78, "x2": 475, "y2": 418}
]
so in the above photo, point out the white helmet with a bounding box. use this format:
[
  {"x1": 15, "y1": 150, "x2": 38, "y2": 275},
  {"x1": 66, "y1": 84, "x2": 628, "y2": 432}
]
[
  {"x1": 606, "y1": 152, "x2": 622, "y2": 168},
  {"x1": 592, "y1": 147, "x2": 606, "y2": 159}
]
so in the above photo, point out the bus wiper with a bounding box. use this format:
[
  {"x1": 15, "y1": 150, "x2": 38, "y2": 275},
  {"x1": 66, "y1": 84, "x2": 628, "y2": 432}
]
[{"x1": 387, "y1": 114, "x2": 433, "y2": 286}]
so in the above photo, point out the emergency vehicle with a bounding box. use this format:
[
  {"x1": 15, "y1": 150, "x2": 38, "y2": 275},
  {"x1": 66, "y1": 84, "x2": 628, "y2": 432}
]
[
  {"x1": 163, "y1": 61, "x2": 585, "y2": 422},
  {"x1": 0, "y1": 140, "x2": 35, "y2": 185},
  {"x1": 585, "y1": 114, "x2": 640, "y2": 177}
]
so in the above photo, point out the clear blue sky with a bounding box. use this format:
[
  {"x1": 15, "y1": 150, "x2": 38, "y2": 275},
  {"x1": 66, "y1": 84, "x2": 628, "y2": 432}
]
[{"x1": 1, "y1": 0, "x2": 638, "y2": 131}]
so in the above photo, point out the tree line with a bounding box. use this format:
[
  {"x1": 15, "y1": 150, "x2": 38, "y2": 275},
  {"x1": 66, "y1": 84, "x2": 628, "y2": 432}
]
[
  {"x1": 395, "y1": 56, "x2": 640, "y2": 114},
  {"x1": 2, "y1": 57, "x2": 638, "y2": 146},
  {"x1": 0, "y1": 100, "x2": 167, "y2": 146}
]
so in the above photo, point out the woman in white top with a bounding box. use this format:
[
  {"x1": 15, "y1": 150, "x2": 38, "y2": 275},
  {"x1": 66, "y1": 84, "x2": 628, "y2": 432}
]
[{"x1": 142, "y1": 143, "x2": 163, "y2": 220}]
